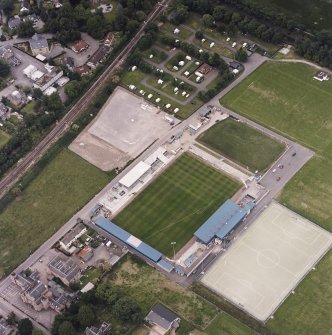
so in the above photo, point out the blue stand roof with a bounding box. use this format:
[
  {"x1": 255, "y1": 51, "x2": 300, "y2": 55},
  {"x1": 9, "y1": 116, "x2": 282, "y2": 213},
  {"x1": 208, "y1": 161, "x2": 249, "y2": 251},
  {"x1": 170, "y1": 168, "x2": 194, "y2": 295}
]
[{"x1": 194, "y1": 200, "x2": 255, "y2": 244}]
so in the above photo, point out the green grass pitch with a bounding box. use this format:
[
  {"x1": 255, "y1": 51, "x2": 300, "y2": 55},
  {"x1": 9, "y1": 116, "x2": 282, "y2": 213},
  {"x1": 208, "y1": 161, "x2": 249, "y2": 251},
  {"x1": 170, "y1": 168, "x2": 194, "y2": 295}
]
[
  {"x1": 221, "y1": 61, "x2": 332, "y2": 232},
  {"x1": 0, "y1": 149, "x2": 110, "y2": 277},
  {"x1": 114, "y1": 153, "x2": 241, "y2": 257},
  {"x1": 198, "y1": 118, "x2": 284, "y2": 172}
]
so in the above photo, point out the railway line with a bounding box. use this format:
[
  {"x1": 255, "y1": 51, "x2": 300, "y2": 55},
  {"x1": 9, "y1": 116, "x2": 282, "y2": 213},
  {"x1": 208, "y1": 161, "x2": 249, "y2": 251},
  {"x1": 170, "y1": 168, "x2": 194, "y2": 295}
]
[{"x1": 0, "y1": 0, "x2": 169, "y2": 198}]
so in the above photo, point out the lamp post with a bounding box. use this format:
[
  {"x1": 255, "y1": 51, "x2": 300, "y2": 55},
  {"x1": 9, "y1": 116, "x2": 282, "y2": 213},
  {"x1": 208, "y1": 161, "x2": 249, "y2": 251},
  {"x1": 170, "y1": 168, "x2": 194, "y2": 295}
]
[{"x1": 171, "y1": 241, "x2": 176, "y2": 261}]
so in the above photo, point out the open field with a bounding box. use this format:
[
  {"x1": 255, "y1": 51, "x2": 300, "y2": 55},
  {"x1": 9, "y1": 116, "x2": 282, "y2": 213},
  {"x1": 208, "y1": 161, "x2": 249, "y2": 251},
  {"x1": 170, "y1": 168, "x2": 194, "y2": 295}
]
[
  {"x1": 268, "y1": 249, "x2": 332, "y2": 335},
  {"x1": 201, "y1": 202, "x2": 331, "y2": 321},
  {"x1": 193, "y1": 313, "x2": 258, "y2": 335},
  {"x1": 193, "y1": 37, "x2": 234, "y2": 58},
  {"x1": 0, "y1": 130, "x2": 10, "y2": 148},
  {"x1": 198, "y1": 118, "x2": 284, "y2": 172},
  {"x1": 114, "y1": 153, "x2": 241, "y2": 257},
  {"x1": 159, "y1": 21, "x2": 193, "y2": 40},
  {"x1": 253, "y1": 0, "x2": 332, "y2": 31},
  {"x1": 108, "y1": 255, "x2": 218, "y2": 330},
  {"x1": 221, "y1": 61, "x2": 332, "y2": 231},
  {"x1": 0, "y1": 149, "x2": 110, "y2": 276}
]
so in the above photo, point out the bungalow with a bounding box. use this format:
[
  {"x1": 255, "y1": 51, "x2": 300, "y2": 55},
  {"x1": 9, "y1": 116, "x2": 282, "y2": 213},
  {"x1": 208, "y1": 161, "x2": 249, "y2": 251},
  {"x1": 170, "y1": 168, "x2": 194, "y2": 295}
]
[
  {"x1": 145, "y1": 303, "x2": 181, "y2": 335},
  {"x1": 71, "y1": 40, "x2": 89, "y2": 53}
]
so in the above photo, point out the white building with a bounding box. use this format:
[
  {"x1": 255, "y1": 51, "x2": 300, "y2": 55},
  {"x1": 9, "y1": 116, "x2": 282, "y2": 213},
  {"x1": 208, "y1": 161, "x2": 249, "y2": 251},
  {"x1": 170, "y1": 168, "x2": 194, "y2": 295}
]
[
  {"x1": 119, "y1": 161, "x2": 152, "y2": 189},
  {"x1": 59, "y1": 223, "x2": 87, "y2": 252},
  {"x1": 33, "y1": 67, "x2": 63, "y2": 92}
]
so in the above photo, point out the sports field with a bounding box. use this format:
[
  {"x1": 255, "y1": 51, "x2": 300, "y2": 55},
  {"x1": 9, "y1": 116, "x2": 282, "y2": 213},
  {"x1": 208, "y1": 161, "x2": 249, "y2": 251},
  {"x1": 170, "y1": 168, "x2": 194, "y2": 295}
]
[
  {"x1": 114, "y1": 154, "x2": 241, "y2": 257},
  {"x1": 0, "y1": 149, "x2": 110, "y2": 277},
  {"x1": 198, "y1": 118, "x2": 284, "y2": 172},
  {"x1": 201, "y1": 202, "x2": 331, "y2": 321},
  {"x1": 221, "y1": 61, "x2": 332, "y2": 231}
]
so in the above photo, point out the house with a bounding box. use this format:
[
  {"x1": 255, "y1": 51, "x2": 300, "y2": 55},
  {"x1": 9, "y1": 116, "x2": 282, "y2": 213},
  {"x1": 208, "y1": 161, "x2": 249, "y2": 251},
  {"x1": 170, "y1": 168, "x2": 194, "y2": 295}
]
[
  {"x1": 7, "y1": 90, "x2": 27, "y2": 108},
  {"x1": 197, "y1": 63, "x2": 213, "y2": 75},
  {"x1": 71, "y1": 40, "x2": 89, "y2": 53},
  {"x1": 104, "y1": 32, "x2": 114, "y2": 47},
  {"x1": 61, "y1": 56, "x2": 75, "y2": 71},
  {"x1": 145, "y1": 304, "x2": 180, "y2": 334},
  {"x1": 33, "y1": 67, "x2": 63, "y2": 91},
  {"x1": 8, "y1": 17, "x2": 21, "y2": 30},
  {"x1": 11, "y1": 270, "x2": 49, "y2": 312},
  {"x1": 74, "y1": 65, "x2": 92, "y2": 76},
  {"x1": 29, "y1": 34, "x2": 49, "y2": 56},
  {"x1": 78, "y1": 246, "x2": 94, "y2": 263},
  {"x1": 48, "y1": 254, "x2": 80, "y2": 286},
  {"x1": 48, "y1": 280, "x2": 75, "y2": 312},
  {"x1": 87, "y1": 45, "x2": 110, "y2": 69},
  {"x1": 59, "y1": 223, "x2": 87, "y2": 252},
  {"x1": 0, "y1": 318, "x2": 13, "y2": 335},
  {"x1": 85, "y1": 322, "x2": 112, "y2": 335},
  {"x1": 0, "y1": 46, "x2": 20, "y2": 67},
  {"x1": 20, "y1": 0, "x2": 30, "y2": 14},
  {"x1": 0, "y1": 102, "x2": 9, "y2": 121}
]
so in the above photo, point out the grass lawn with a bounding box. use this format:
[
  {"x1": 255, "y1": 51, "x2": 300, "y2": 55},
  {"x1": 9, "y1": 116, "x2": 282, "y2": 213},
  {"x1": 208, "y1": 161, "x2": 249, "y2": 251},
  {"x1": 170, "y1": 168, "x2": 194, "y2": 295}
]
[
  {"x1": 193, "y1": 313, "x2": 258, "y2": 335},
  {"x1": 165, "y1": 52, "x2": 189, "y2": 72},
  {"x1": 114, "y1": 153, "x2": 240, "y2": 256},
  {"x1": 182, "y1": 60, "x2": 201, "y2": 77},
  {"x1": 108, "y1": 255, "x2": 218, "y2": 329},
  {"x1": 193, "y1": 37, "x2": 234, "y2": 58},
  {"x1": 103, "y1": 0, "x2": 117, "y2": 23},
  {"x1": 0, "y1": 149, "x2": 110, "y2": 277},
  {"x1": 121, "y1": 69, "x2": 204, "y2": 119},
  {"x1": 159, "y1": 21, "x2": 193, "y2": 40},
  {"x1": 79, "y1": 267, "x2": 102, "y2": 288},
  {"x1": 198, "y1": 118, "x2": 285, "y2": 172},
  {"x1": 0, "y1": 130, "x2": 10, "y2": 149},
  {"x1": 21, "y1": 101, "x2": 36, "y2": 115},
  {"x1": 268, "y1": 250, "x2": 332, "y2": 335},
  {"x1": 142, "y1": 47, "x2": 168, "y2": 64},
  {"x1": 221, "y1": 61, "x2": 332, "y2": 231}
]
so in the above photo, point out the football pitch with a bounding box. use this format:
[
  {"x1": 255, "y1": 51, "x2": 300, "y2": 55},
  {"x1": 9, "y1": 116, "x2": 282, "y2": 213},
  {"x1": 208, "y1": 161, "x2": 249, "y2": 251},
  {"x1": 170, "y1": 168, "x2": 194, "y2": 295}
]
[
  {"x1": 221, "y1": 61, "x2": 332, "y2": 232},
  {"x1": 198, "y1": 118, "x2": 284, "y2": 172},
  {"x1": 114, "y1": 153, "x2": 241, "y2": 257}
]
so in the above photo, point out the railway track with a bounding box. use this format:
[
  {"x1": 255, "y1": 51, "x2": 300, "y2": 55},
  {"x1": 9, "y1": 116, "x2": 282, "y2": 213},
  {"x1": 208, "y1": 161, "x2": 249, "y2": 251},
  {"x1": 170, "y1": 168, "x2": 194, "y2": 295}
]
[{"x1": 0, "y1": 0, "x2": 169, "y2": 198}]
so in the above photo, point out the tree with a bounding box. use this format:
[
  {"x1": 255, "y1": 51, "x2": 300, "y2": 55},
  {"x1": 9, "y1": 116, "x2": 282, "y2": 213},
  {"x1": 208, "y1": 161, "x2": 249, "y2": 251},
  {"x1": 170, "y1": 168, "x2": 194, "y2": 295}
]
[
  {"x1": 235, "y1": 48, "x2": 248, "y2": 62},
  {"x1": 113, "y1": 297, "x2": 142, "y2": 324},
  {"x1": 58, "y1": 321, "x2": 75, "y2": 335},
  {"x1": 32, "y1": 330, "x2": 44, "y2": 335},
  {"x1": 202, "y1": 14, "x2": 215, "y2": 28},
  {"x1": 18, "y1": 318, "x2": 33, "y2": 335},
  {"x1": 78, "y1": 305, "x2": 95, "y2": 328},
  {"x1": 137, "y1": 33, "x2": 153, "y2": 50},
  {"x1": 96, "y1": 283, "x2": 122, "y2": 306},
  {"x1": 0, "y1": 60, "x2": 10, "y2": 77},
  {"x1": 64, "y1": 80, "x2": 82, "y2": 99},
  {"x1": 6, "y1": 312, "x2": 16, "y2": 325},
  {"x1": 16, "y1": 21, "x2": 35, "y2": 38},
  {"x1": 195, "y1": 31, "x2": 204, "y2": 39},
  {"x1": 0, "y1": 0, "x2": 13, "y2": 15}
]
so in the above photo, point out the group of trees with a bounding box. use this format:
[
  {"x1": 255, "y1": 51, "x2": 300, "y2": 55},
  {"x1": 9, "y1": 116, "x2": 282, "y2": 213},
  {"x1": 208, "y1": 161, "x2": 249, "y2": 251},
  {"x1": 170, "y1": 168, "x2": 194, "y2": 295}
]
[{"x1": 52, "y1": 283, "x2": 142, "y2": 335}]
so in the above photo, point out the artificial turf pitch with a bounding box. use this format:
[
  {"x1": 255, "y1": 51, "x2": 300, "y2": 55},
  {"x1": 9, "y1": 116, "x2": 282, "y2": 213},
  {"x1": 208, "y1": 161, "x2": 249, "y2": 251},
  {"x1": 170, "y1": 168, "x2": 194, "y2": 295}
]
[
  {"x1": 198, "y1": 118, "x2": 284, "y2": 172},
  {"x1": 114, "y1": 153, "x2": 241, "y2": 257}
]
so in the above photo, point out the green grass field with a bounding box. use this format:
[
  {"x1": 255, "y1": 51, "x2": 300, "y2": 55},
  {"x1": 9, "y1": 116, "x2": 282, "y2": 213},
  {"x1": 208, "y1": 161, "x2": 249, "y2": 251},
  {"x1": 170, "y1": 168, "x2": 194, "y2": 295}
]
[
  {"x1": 195, "y1": 313, "x2": 257, "y2": 335},
  {"x1": 114, "y1": 154, "x2": 240, "y2": 256},
  {"x1": 198, "y1": 118, "x2": 284, "y2": 172},
  {"x1": 0, "y1": 130, "x2": 10, "y2": 148},
  {"x1": 0, "y1": 149, "x2": 110, "y2": 277},
  {"x1": 109, "y1": 255, "x2": 218, "y2": 329},
  {"x1": 268, "y1": 250, "x2": 332, "y2": 335},
  {"x1": 221, "y1": 61, "x2": 332, "y2": 232}
]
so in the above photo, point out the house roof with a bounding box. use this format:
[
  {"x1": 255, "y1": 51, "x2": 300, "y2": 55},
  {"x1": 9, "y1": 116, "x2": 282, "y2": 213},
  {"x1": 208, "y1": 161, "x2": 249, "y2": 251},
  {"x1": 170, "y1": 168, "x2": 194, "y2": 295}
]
[
  {"x1": 78, "y1": 246, "x2": 94, "y2": 262},
  {"x1": 72, "y1": 40, "x2": 89, "y2": 53},
  {"x1": 88, "y1": 45, "x2": 110, "y2": 66},
  {"x1": 74, "y1": 65, "x2": 91, "y2": 76},
  {"x1": 48, "y1": 255, "x2": 80, "y2": 282},
  {"x1": 197, "y1": 63, "x2": 213, "y2": 75},
  {"x1": 146, "y1": 303, "x2": 179, "y2": 330},
  {"x1": 229, "y1": 61, "x2": 241, "y2": 69},
  {"x1": 8, "y1": 17, "x2": 21, "y2": 30},
  {"x1": 61, "y1": 223, "x2": 86, "y2": 245},
  {"x1": 29, "y1": 34, "x2": 48, "y2": 50}
]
